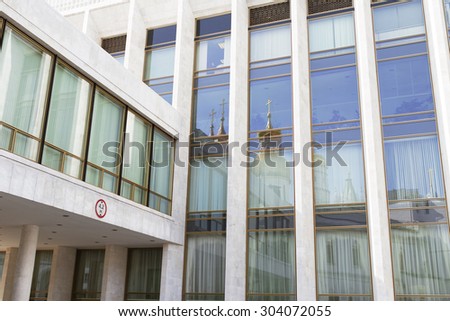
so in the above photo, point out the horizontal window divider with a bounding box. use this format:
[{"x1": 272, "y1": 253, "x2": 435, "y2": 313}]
[
  {"x1": 382, "y1": 110, "x2": 435, "y2": 119},
  {"x1": 390, "y1": 222, "x2": 449, "y2": 228},
  {"x1": 184, "y1": 292, "x2": 225, "y2": 295},
  {"x1": 310, "y1": 63, "x2": 357, "y2": 73},
  {"x1": 375, "y1": 35, "x2": 426, "y2": 47},
  {"x1": 186, "y1": 217, "x2": 226, "y2": 222},
  {"x1": 382, "y1": 117, "x2": 435, "y2": 127},
  {"x1": 315, "y1": 210, "x2": 367, "y2": 215},
  {"x1": 383, "y1": 132, "x2": 437, "y2": 141},
  {"x1": 0, "y1": 121, "x2": 40, "y2": 141},
  {"x1": 395, "y1": 294, "x2": 450, "y2": 298},
  {"x1": 249, "y1": 127, "x2": 292, "y2": 134},
  {"x1": 317, "y1": 140, "x2": 362, "y2": 147},
  {"x1": 248, "y1": 19, "x2": 291, "y2": 31},
  {"x1": 388, "y1": 198, "x2": 446, "y2": 204},
  {"x1": 318, "y1": 293, "x2": 372, "y2": 297},
  {"x1": 193, "y1": 83, "x2": 230, "y2": 90},
  {"x1": 377, "y1": 52, "x2": 427, "y2": 63},
  {"x1": 86, "y1": 162, "x2": 120, "y2": 177},
  {"x1": 121, "y1": 178, "x2": 148, "y2": 190},
  {"x1": 248, "y1": 147, "x2": 294, "y2": 153},
  {"x1": 316, "y1": 225, "x2": 368, "y2": 230},
  {"x1": 195, "y1": 31, "x2": 230, "y2": 42},
  {"x1": 194, "y1": 66, "x2": 230, "y2": 75},
  {"x1": 186, "y1": 231, "x2": 226, "y2": 235},
  {"x1": 250, "y1": 61, "x2": 292, "y2": 71},
  {"x1": 43, "y1": 143, "x2": 84, "y2": 161},
  {"x1": 309, "y1": 46, "x2": 355, "y2": 58},
  {"x1": 247, "y1": 227, "x2": 295, "y2": 233},
  {"x1": 389, "y1": 205, "x2": 447, "y2": 211},
  {"x1": 313, "y1": 126, "x2": 361, "y2": 134},
  {"x1": 144, "y1": 78, "x2": 174, "y2": 85},
  {"x1": 313, "y1": 119, "x2": 360, "y2": 127},
  {"x1": 145, "y1": 42, "x2": 175, "y2": 51},
  {"x1": 246, "y1": 292, "x2": 296, "y2": 296},
  {"x1": 250, "y1": 73, "x2": 292, "y2": 82},
  {"x1": 248, "y1": 213, "x2": 295, "y2": 218}
]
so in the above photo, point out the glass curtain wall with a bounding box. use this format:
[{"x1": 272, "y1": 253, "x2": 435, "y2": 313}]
[
  {"x1": 309, "y1": 13, "x2": 373, "y2": 301},
  {"x1": 247, "y1": 21, "x2": 296, "y2": 301},
  {"x1": 42, "y1": 61, "x2": 92, "y2": 179},
  {"x1": 0, "y1": 25, "x2": 53, "y2": 161},
  {"x1": 120, "y1": 111, "x2": 152, "y2": 205},
  {"x1": 30, "y1": 250, "x2": 53, "y2": 301},
  {"x1": 184, "y1": 14, "x2": 231, "y2": 301},
  {"x1": 444, "y1": 0, "x2": 450, "y2": 43},
  {"x1": 373, "y1": 0, "x2": 450, "y2": 300},
  {"x1": 126, "y1": 248, "x2": 163, "y2": 300},
  {"x1": 0, "y1": 22, "x2": 175, "y2": 213},
  {"x1": 143, "y1": 25, "x2": 177, "y2": 104},
  {"x1": 72, "y1": 249, "x2": 105, "y2": 301}
]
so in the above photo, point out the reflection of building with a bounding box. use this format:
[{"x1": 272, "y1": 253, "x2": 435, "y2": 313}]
[{"x1": 1, "y1": 0, "x2": 450, "y2": 303}]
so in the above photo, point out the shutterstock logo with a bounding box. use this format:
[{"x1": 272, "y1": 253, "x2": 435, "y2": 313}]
[{"x1": 100, "y1": 132, "x2": 348, "y2": 169}]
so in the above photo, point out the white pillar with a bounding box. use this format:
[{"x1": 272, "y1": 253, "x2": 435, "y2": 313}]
[
  {"x1": 11, "y1": 225, "x2": 39, "y2": 301},
  {"x1": 124, "y1": 0, "x2": 147, "y2": 78},
  {"x1": 159, "y1": 243, "x2": 184, "y2": 300},
  {"x1": 354, "y1": 0, "x2": 395, "y2": 301},
  {"x1": 81, "y1": 9, "x2": 100, "y2": 44},
  {"x1": 0, "y1": 248, "x2": 18, "y2": 301},
  {"x1": 224, "y1": 0, "x2": 249, "y2": 301},
  {"x1": 423, "y1": 0, "x2": 450, "y2": 216},
  {"x1": 159, "y1": 0, "x2": 196, "y2": 301},
  {"x1": 101, "y1": 245, "x2": 128, "y2": 301},
  {"x1": 290, "y1": 0, "x2": 316, "y2": 301},
  {"x1": 47, "y1": 247, "x2": 77, "y2": 301}
]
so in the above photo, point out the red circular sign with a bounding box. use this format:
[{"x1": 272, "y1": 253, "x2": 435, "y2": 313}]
[{"x1": 95, "y1": 199, "x2": 107, "y2": 218}]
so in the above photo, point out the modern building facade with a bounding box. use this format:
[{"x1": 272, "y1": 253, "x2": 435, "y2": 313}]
[{"x1": 0, "y1": 0, "x2": 450, "y2": 301}]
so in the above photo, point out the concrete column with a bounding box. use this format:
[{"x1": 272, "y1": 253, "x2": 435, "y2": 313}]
[
  {"x1": 224, "y1": 0, "x2": 249, "y2": 301},
  {"x1": 354, "y1": 0, "x2": 395, "y2": 301},
  {"x1": 159, "y1": 243, "x2": 184, "y2": 300},
  {"x1": 11, "y1": 225, "x2": 39, "y2": 301},
  {"x1": 423, "y1": 0, "x2": 450, "y2": 217},
  {"x1": 158, "y1": 0, "x2": 196, "y2": 301},
  {"x1": 0, "y1": 248, "x2": 18, "y2": 301},
  {"x1": 290, "y1": 0, "x2": 316, "y2": 301},
  {"x1": 47, "y1": 247, "x2": 77, "y2": 301},
  {"x1": 124, "y1": 0, "x2": 147, "y2": 78},
  {"x1": 81, "y1": 9, "x2": 100, "y2": 44},
  {"x1": 101, "y1": 245, "x2": 128, "y2": 301}
]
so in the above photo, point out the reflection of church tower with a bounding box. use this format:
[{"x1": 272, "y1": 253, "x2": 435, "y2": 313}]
[
  {"x1": 342, "y1": 172, "x2": 357, "y2": 203},
  {"x1": 254, "y1": 98, "x2": 292, "y2": 206},
  {"x1": 314, "y1": 153, "x2": 330, "y2": 204}
]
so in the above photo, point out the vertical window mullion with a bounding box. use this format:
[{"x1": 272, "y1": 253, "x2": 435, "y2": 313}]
[
  {"x1": 117, "y1": 106, "x2": 129, "y2": 197},
  {"x1": 82, "y1": 83, "x2": 97, "y2": 182},
  {"x1": 146, "y1": 125, "x2": 155, "y2": 208}
]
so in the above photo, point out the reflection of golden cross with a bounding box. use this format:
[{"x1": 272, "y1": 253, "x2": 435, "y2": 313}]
[
  {"x1": 209, "y1": 108, "x2": 216, "y2": 126},
  {"x1": 220, "y1": 99, "x2": 226, "y2": 118},
  {"x1": 266, "y1": 98, "x2": 272, "y2": 114}
]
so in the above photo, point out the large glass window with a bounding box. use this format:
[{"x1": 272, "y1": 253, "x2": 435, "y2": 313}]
[
  {"x1": 184, "y1": 14, "x2": 231, "y2": 301},
  {"x1": 373, "y1": 0, "x2": 450, "y2": 300},
  {"x1": 0, "y1": 26, "x2": 53, "y2": 161},
  {"x1": 72, "y1": 249, "x2": 104, "y2": 301},
  {"x1": 30, "y1": 250, "x2": 53, "y2": 301},
  {"x1": 144, "y1": 25, "x2": 176, "y2": 104},
  {"x1": 126, "y1": 248, "x2": 162, "y2": 301},
  {"x1": 85, "y1": 90, "x2": 125, "y2": 193},
  {"x1": 42, "y1": 62, "x2": 92, "y2": 178},
  {"x1": 120, "y1": 112, "x2": 151, "y2": 205},
  {"x1": 446, "y1": 0, "x2": 450, "y2": 41},
  {"x1": 247, "y1": 21, "x2": 296, "y2": 301},
  {"x1": 149, "y1": 129, "x2": 174, "y2": 215},
  {"x1": 309, "y1": 13, "x2": 373, "y2": 301},
  {"x1": 0, "y1": 252, "x2": 5, "y2": 283}
]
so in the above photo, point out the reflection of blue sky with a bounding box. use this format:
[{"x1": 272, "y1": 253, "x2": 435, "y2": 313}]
[
  {"x1": 250, "y1": 76, "x2": 292, "y2": 131},
  {"x1": 193, "y1": 86, "x2": 229, "y2": 136},
  {"x1": 379, "y1": 55, "x2": 433, "y2": 116},
  {"x1": 311, "y1": 66, "x2": 359, "y2": 124}
]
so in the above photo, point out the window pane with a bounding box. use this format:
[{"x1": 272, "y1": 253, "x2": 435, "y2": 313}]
[
  {"x1": 314, "y1": 143, "x2": 366, "y2": 205},
  {"x1": 144, "y1": 46, "x2": 175, "y2": 80},
  {"x1": 87, "y1": 91, "x2": 124, "y2": 174},
  {"x1": 309, "y1": 14, "x2": 355, "y2": 53},
  {"x1": 184, "y1": 234, "x2": 226, "y2": 300},
  {"x1": 0, "y1": 252, "x2": 5, "y2": 284},
  {"x1": 126, "y1": 248, "x2": 162, "y2": 301},
  {"x1": 373, "y1": 0, "x2": 425, "y2": 41},
  {"x1": 122, "y1": 112, "x2": 150, "y2": 187},
  {"x1": 72, "y1": 250, "x2": 104, "y2": 301},
  {"x1": 192, "y1": 86, "x2": 229, "y2": 137},
  {"x1": 249, "y1": 151, "x2": 294, "y2": 209},
  {"x1": 0, "y1": 27, "x2": 52, "y2": 138},
  {"x1": 316, "y1": 229, "x2": 372, "y2": 296},
  {"x1": 384, "y1": 136, "x2": 445, "y2": 201},
  {"x1": 149, "y1": 129, "x2": 174, "y2": 201},
  {"x1": 146, "y1": 25, "x2": 176, "y2": 47},
  {"x1": 189, "y1": 157, "x2": 227, "y2": 212},
  {"x1": 30, "y1": 250, "x2": 53, "y2": 301},
  {"x1": 311, "y1": 67, "x2": 359, "y2": 124},
  {"x1": 249, "y1": 76, "x2": 292, "y2": 131},
  {"x1": 196, "y1": 14, "x2": 231, "y2": 37},
  {"x1": 250, "y1": 25, "x2": 291, "y2": 62},
  {"x1": 44, "y1": 62, "x2": 91, "y2": 157},
  {"x1": 391, "y1": 224, "x2": 450, "y2": 296},
  {"x1": 247, "y1": 231, "x2": 295, "y2": 297},
  {"x1": 195, "y1": 36, "x2": 230, "y2": 71},
  {"x1": 378, "y1": 55, "x2": 433, "y2": 116}
]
